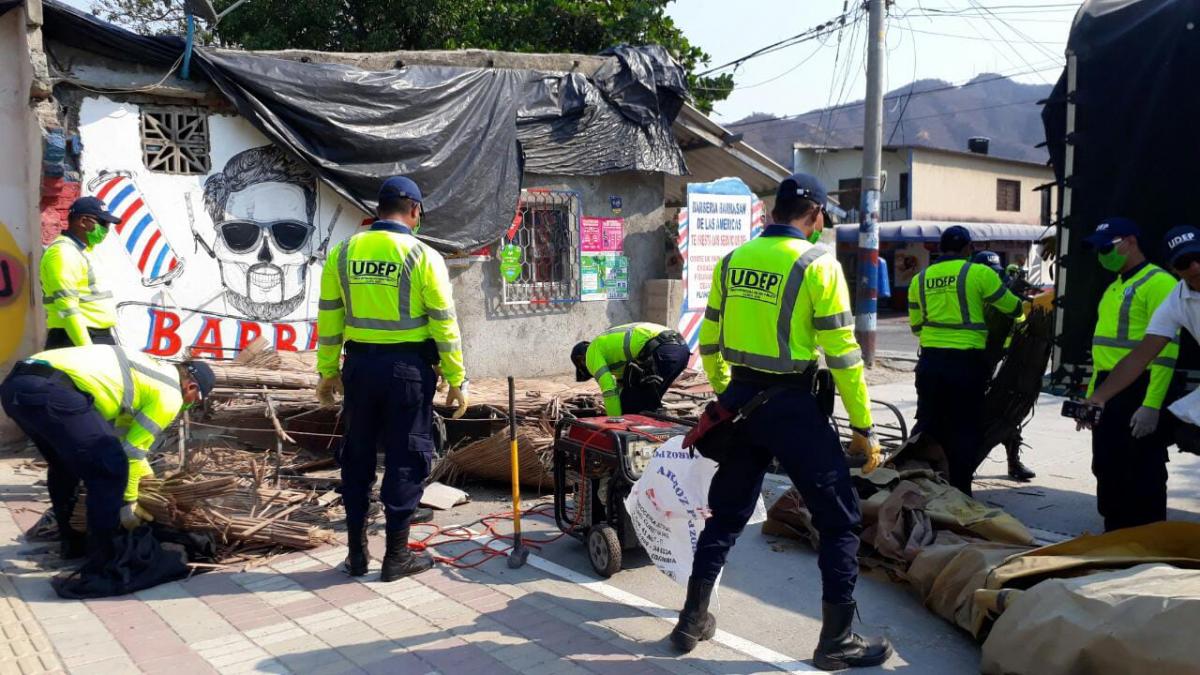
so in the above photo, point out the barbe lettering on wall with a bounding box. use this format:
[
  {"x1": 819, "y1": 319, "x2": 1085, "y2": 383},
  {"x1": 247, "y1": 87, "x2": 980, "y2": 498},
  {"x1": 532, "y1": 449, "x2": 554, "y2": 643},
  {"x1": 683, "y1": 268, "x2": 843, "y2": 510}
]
[{"x1": 119, "y1": 303, "x2": 318, "y2": 359}]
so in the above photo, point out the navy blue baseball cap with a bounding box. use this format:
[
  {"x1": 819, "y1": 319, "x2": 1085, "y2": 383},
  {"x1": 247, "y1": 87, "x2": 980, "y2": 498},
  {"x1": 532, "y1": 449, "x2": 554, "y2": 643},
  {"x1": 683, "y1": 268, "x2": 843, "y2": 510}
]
[
  {"x1": 972, "y1": 250, "x2": 1003, "y2": 272},
  {"x1": 378, "y1": 176, "x2": 423, "y2": 204},
  {"x1": 940, "y1": 225, "x2": 971, "y2": 251},
  {"x1": 776, "y1": 173, "x2": 829, "y2": 210},
  {"x1": 1082, "y1": 217, "x2": 1140, "y2": 249},
  {"x1": 68, "y1": 196, "x2": 120, "y2": 225},
  {"x1": 182, "y1": 360, "x2": 215, "y2": 399},
  {"x1": 1165, "y1": 225, "x2": 1200, "y2": 267}
]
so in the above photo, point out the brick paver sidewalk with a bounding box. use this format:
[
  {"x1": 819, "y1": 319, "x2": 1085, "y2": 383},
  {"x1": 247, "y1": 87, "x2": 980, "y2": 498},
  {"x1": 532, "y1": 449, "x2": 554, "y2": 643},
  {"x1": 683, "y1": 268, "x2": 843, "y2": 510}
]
[{"x1": 0, "y1": 464, "x2": 785, "y2": 675}]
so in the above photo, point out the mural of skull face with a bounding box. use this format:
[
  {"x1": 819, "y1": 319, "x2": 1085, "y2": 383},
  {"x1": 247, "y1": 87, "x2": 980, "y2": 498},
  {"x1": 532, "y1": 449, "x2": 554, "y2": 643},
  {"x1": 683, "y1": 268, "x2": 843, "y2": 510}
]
[{"x1": 214, "y1": 181, "x2": 315, "y2": 320}]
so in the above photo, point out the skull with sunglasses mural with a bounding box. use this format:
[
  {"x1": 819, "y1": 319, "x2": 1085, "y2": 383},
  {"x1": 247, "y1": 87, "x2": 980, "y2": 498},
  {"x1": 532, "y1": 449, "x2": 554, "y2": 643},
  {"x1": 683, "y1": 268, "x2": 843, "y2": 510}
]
[{"x1": 202, "y1": 146, "x2": 318, "y2": 321}]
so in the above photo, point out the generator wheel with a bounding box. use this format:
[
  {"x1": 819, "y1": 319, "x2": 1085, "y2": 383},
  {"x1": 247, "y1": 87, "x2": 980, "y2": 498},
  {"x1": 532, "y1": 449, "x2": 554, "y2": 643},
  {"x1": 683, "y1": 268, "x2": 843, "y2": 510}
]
[{"x1": 587, "y1": 525, "x2": 622, "y2": 578}]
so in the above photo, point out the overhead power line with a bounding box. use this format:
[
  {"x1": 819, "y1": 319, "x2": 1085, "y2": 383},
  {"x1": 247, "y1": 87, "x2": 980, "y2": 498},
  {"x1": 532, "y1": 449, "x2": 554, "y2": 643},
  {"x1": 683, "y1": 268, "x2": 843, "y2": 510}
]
[{"x1": 695, "y1": 11, "x2": 854, "y2": 77}]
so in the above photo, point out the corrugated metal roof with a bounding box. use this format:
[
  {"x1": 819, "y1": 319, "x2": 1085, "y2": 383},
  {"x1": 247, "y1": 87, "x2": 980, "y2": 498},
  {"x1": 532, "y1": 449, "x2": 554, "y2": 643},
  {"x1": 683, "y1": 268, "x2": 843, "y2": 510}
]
[{"x1": 668, "y1": 105, "x2": 789, "y2": 204}]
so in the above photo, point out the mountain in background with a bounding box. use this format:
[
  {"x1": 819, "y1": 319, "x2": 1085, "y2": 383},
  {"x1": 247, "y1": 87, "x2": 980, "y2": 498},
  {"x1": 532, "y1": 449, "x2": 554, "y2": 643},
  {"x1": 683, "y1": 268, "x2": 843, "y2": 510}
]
[{"x1": 729, "y1": 74, "x2": 1055, "y2": 168}]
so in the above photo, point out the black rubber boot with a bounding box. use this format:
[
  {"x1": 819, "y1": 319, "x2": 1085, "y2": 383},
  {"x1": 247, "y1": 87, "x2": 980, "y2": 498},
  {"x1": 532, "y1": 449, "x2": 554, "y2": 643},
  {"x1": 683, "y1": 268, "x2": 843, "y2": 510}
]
[
  {"x1": 343, "y1": 519, "x2": 369, "y2": 577},
  {"x1": 670, "y1": 577, "x2": 716, "y2": 653},
  {"x1": 380, "y1": 526, "x2": 433, "y2": 582},
  {"x1": 813, "y1": 601, "x2": 893, "y2": 671},
  {"x1": 411, "y1": 507, "x2": 434, "y2": 524},
  {"x1": 1006, "y1": 442, "x2": 1036, "y2": 482}
]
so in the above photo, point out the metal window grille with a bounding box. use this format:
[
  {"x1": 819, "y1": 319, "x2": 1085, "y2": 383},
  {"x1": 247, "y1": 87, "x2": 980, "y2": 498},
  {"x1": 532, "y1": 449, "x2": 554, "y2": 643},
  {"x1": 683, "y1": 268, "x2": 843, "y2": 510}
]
[
  {"x1": 502, "y1": 189, "x2": 580, "y2": 305},
  {"x1": 140, "y1": 106, "x2": 211, "y2": 175}
]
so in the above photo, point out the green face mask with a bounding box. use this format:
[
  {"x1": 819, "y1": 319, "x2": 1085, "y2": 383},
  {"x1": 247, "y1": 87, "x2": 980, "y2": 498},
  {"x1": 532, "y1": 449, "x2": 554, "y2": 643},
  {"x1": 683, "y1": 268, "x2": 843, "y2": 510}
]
[
  {"x1": 807, "y1": 228, "x2": 822, "y2": 244},
  {"x1": 1098, "y1": 248, "x2": 1127, "y2": 272},
  {"x1": 86, "y1": 224, "x2": 109, "y2": 248}
]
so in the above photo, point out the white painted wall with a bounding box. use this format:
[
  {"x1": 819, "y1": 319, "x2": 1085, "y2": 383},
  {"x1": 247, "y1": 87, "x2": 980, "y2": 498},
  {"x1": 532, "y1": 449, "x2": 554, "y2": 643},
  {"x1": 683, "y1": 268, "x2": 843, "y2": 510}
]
[
  {"x1": 792, "y1": 146, "x2": 911, "y2": 217},
  {"x1": 77, "y1": 96, "x2": 366, "y2": 359},
  {"x1": 911, "y1": 148, "x2": 1052, "y2": 225}
]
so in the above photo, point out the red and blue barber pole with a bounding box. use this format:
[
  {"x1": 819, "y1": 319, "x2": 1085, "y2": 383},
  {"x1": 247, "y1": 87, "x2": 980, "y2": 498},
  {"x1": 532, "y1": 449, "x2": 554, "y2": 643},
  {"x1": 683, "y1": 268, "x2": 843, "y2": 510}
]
[
  {"x1": 676, "y1": 195, "x2": 764, "y2": 369},
  {"x1": 88, "y1": 171, "x2": 185, "y2": 287}
]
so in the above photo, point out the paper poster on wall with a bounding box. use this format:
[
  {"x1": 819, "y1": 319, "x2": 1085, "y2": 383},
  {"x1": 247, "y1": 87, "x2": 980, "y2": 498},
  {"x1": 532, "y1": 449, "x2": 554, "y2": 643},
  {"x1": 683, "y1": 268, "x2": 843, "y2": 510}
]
[
  {"x1": 893, "y1": 243, "x2": 930, "y2": 287},
  {"x1": 581, "y1": 254, "x2": 629, "y2": 301},
  {"x1": 682, "y1": 181, "x2": 754, "y2": 311},
  {"x1": 581, "y1": 217, "x2": 625, "y2": 253}
]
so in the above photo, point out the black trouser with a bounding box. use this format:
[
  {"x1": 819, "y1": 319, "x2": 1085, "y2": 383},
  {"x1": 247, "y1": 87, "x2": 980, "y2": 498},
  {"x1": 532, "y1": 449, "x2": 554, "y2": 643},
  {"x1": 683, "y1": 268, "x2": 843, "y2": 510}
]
[
  {"x1": 340, "y1": 345, "x2": 436, "y2": 533},
  {"x1": 915, "y1": 347, "x2": 990, "y2": 496},
  {"x1": 44, "y1": 327, "x2": 117, "y2": 350},
  {"x1": 1092, "y1": 371, "x2": 1169, "y2": 532},
  {"x1": 0, "y1": 364, "x2": 127, "y2": 534},
  {"x1": 691, "y1": 381, "x2": 860, "y2": 604},
  {"x1": 619, "y1": 342, "x2": 691, "y2": 415}
]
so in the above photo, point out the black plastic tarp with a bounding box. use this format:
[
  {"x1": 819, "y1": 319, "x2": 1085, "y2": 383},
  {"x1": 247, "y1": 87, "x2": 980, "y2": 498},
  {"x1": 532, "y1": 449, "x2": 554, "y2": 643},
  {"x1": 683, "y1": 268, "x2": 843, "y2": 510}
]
[
  {"x1": 1042, "y1": 0, "x2": 1200, "y2": 388},
  {"x1": 39, "y1": 0, "x2": 687, "y2": 253}
]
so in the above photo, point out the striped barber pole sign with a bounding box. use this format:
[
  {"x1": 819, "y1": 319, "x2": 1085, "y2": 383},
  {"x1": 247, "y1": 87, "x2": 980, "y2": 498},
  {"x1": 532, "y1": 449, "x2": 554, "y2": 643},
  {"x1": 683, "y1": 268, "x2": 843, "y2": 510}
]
[{"x1": 88, "y1": 171, "x2": 185, "y2": 287}]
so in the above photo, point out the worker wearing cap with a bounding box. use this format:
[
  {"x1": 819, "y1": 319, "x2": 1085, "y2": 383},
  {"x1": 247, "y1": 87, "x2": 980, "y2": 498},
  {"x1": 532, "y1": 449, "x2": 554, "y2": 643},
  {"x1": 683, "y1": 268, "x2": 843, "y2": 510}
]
[
  {"x1": 41, "y1": 197, "x2": 121, "y2": 349},
  {"x1": 316, "y1": 176, "x2": 468, "y2": 582},
  {"x1": 971, "y1": 250, "x2": 1037, "y2": 482},
  {"x1": 0, "y1": 345, "x2": 212, "y2": 562},
  {"x1": 676, "y1": 173, "x2": 892, "y2": 670},
  {"x1": 1077, "y1": 218, "x2": 1178, "y2": 531},
  {"x1": 570, "y1": 323, "x2": 691, "y2": 418},
  {"x1": 908, "y1": 226, "x2": 1024, "y2": 496}
]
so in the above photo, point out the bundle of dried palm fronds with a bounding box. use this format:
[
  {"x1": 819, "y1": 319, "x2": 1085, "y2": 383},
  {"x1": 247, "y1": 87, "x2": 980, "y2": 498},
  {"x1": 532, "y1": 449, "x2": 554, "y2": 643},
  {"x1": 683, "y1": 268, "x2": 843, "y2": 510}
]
[{"x1": 71, "y1": 475, "x2": 335, "y2": 551}]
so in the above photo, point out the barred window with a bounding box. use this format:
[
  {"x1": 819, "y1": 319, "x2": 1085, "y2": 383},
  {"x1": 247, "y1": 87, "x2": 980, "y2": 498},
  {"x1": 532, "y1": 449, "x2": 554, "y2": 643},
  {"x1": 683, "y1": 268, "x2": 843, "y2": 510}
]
[
  {"x1": 502, "y1": 189, "x2": 580, "y2": 305},
  {"x1": 140, "y1": 107, "x2": 211, "y2": 175}
]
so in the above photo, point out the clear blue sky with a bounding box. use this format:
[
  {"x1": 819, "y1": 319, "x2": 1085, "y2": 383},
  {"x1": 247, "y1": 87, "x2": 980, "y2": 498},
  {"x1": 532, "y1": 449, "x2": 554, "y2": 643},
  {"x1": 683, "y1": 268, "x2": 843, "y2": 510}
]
[{"x1": 666, "y1": 0, "x2": 1077, "y2": 123}]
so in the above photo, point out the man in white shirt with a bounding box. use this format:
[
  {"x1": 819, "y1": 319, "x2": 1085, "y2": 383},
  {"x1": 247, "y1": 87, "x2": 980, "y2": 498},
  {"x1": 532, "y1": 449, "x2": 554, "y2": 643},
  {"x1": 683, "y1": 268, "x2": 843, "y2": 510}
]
[{"x1": 1088, "y1": 224, "x2": 1200, "y2": 427}]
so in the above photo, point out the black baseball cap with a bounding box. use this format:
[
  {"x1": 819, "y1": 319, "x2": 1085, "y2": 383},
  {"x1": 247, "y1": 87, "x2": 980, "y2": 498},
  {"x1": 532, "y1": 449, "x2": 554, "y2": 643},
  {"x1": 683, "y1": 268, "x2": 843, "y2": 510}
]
[
  {"x1": 378, "y1": 176, "x2": 423, "y2": 204},
  {"x1": 68, "y1": 196, "x2": 120, "y2": 225},
  {"x1": 1165, "y1": 225, "x2": 1200, "y2": 268},
  {"x1": 776, "y1": 173, "x2": 829, "y2": 211},
  {"x1": 571, "y1": 342, "x2": 591, "y2": 382},
  {"x1": 182, "y1": 360, "x2": 216, "y2": 400},
  {"x1": 1082, "y1": 217, "x2": 1140, "y2": 249},
  {"x1": 940, "y1": 225, "x2": 971, "y2": 252}
]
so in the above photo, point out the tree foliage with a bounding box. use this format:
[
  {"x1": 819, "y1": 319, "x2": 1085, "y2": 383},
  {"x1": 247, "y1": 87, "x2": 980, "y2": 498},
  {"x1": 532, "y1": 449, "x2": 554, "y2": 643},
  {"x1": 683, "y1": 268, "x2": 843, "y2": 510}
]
[{"x1": 91, "y1": 0, "x2": 734, "y2": 112}]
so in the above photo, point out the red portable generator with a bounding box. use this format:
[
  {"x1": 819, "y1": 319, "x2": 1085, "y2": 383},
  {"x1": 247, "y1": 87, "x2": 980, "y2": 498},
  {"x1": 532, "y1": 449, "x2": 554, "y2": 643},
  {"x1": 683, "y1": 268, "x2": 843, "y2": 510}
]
[{"x1": 553, "y1": 414, "x2": 691, "y2": 577}]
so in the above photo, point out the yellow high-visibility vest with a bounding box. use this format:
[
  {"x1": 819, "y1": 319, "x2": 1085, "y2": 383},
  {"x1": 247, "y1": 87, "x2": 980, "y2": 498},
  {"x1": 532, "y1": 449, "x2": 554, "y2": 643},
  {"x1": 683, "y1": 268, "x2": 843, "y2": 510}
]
[
  {"x1": 316, "y1": 222, "x2": 465, "y2": 385},
  {"x1": 698, "y1": 227, "x2": 872, "y2": 429},
  {"x1": 40, "y1": 234, "x2": 116, "y2": 345},
  {"x1": 908, "y1": 258, "x2": 1022, "y2": 350}
]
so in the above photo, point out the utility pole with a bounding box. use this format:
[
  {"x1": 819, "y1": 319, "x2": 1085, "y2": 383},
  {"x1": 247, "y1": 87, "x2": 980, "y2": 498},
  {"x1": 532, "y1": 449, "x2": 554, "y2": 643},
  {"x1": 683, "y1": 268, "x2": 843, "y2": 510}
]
[{"x1": 855, "y1": 0, "x2": 886, "y2": 367}]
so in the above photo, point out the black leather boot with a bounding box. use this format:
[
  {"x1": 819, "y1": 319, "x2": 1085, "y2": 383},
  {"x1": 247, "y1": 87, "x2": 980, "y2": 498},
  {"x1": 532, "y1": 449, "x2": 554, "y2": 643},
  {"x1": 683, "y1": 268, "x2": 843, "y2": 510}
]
[
  {"x1": 813, "y1": 601, "x2": 893, "y2": 670},
  {"x1": 343, "y1": 519, "x2": 369, "y2": 577},
  {"x1": 1006, "y1": 442, "x2": 1036, "y2": 482},
  {"x1": 380, "y1": 526, "x2": 432, "y2": 581},
  {"x1": 411, "y1": 507, "x2": 434, "y2": 524},
  {"x1": 670, "y1": 577, "x2": 716, "y2": 653}
]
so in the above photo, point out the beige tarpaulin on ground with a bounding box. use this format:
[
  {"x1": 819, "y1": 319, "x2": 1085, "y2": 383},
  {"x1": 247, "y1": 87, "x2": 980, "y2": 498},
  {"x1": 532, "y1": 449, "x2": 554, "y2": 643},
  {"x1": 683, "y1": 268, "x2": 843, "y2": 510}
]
[
  {"x1": 906, "y1": 521, "x2": 1200, "y2": 639},
  {"x1": 981, "y1": 563, "x2": 1200, "y2": 675}
]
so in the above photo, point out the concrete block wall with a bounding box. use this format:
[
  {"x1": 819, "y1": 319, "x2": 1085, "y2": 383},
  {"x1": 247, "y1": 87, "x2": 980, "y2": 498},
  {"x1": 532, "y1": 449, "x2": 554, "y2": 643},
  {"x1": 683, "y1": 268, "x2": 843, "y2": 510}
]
[{"x1": 641, "y1": 279, "x2": 682, "y2": 327}]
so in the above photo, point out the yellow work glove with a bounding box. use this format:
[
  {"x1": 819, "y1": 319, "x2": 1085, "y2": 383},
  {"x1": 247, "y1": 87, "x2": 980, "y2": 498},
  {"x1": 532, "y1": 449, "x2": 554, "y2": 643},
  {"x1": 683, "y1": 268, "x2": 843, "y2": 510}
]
[
  {"x1": 849, "y1": 427, "x2": 882, "y2": 473},
  {"x1": 119, "y1": 502, "x2": 154, "y2": 530},
  {"x1": 1031, "y1": 290, "x2": 1055, "y2": 314},
  {"x1": 316, "y1": 374, "x2": 343, "y2": 407},
  {"x1": 445, "y1": 381, "x2": 469, "y2": 419}
]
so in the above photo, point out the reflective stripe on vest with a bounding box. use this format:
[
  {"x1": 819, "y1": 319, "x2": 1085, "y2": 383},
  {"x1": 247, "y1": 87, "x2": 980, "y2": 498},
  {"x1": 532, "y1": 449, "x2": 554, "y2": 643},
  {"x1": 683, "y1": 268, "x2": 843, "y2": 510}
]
[
  {"x1": 916, "y1": 263, "x2": 986, "y2": 330},
  {"x1": 43, "y1": 239, "x2": 113, "y2": 305},
  {"x1": 110, "y1": 347, "x2": 158, "y2": 460},
  {"x1": 1093, "y1": 268, "x2": 1170, "y2": 351},
  {"x1": 718, "y1": 246, "x2": 826, "y2": 373},
  {"x1": 337, "y1": 241, "x2": 430, "y2": 331}
]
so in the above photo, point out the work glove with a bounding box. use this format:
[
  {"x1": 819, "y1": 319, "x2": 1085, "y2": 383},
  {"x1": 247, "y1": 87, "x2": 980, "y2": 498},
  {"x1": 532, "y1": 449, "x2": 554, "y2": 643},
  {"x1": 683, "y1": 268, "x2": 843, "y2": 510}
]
[
  {"x1": 446, "y1": 381, "x2": 470, "y2": 419},
  {"x1": 849, "y1": 427, "x2": 882, "y2": 474},
  {"x1": 1031, "y1": 290, "x2": 1056, "y2": 313},
  {"x1": 1130, "y1": 406, "x2": 1160, "y2": 439},
  {"x1": 316, "y1": 374, "x2": 343, "y2": 407},
  {"x1": 119, "y1": 502, "x2": 154, "y2": 531}
]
